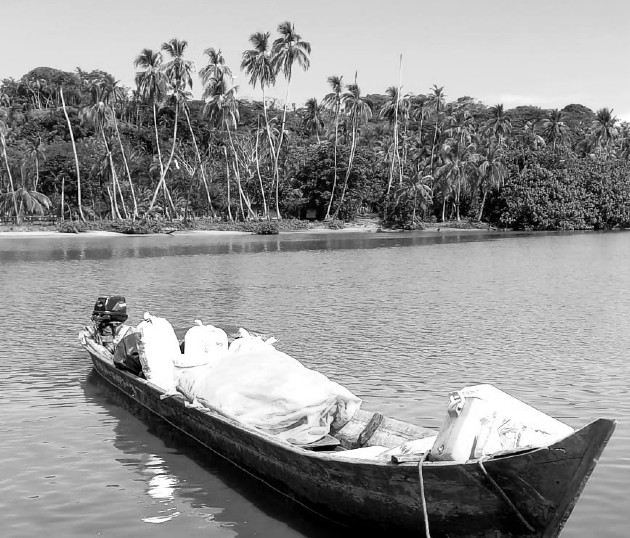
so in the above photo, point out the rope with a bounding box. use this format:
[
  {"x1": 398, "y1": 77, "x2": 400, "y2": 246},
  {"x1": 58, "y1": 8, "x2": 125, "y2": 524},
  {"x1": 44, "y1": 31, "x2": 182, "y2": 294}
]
[
  {"x1": 478, "y1": 457, "x2": 535, "y2": 534},
  {"x1": 418, "y1": 451, "x2": 431, "y2": 538}
]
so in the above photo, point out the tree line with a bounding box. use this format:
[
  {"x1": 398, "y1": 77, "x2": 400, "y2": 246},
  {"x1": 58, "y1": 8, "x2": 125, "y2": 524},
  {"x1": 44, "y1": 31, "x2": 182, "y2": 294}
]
[{"x1": 1, "y1": 21, "x2": 629, "y2": 230}]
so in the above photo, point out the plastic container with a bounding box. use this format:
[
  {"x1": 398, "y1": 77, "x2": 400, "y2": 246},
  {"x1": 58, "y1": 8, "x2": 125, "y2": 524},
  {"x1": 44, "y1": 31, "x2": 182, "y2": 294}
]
[{"x1": 430, "y1": 384, "x2": 574, "y2": 462}]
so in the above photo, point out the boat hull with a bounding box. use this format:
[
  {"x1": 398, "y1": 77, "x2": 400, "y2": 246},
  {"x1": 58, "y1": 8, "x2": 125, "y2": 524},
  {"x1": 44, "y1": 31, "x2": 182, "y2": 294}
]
[{"x1": 82, "y1": 336, "x2": 615, "y2": 537}]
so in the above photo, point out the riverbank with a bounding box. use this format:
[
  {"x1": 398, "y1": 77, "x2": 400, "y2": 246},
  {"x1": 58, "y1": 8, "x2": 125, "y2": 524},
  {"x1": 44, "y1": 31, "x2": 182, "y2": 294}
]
[{"x1": 0, "y1": 217, "x2": 494, "y2": 237}]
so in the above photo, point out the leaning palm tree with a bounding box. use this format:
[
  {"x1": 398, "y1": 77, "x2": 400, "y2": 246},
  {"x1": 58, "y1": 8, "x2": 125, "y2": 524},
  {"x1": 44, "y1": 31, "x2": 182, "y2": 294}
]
[
  {"x1": 152, "y1": 37, "x2": 196, "y2": 217},
  {"x1": 321, "y1": 75, "x2": 344, "y2": 219},
  {"x1": 0, "y1": 187, "x2": 52, "y2": 220},
  {"x1": 101, "y1": 74, "x2": 139, "y2": 218},
  {"x1": 134, "y1": 48, "x2": 174, "y2": 215},
  {"x1": 59, "y1": 87, "x2": 85, "y2": 221},
  {"x1": 241, "y1": 31, "x2": 277, "y2": 215},
  {"x1": 333, "y1": 78, "x2": 373, "y2": 219},
  {"x1": 271, "y1": 21, "x2": 311, "y2": 219}
]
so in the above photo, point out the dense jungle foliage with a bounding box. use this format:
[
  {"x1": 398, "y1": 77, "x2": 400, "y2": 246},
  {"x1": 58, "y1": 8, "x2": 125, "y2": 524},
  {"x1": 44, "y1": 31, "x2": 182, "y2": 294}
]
[{"x1": 1, "y1": 22, "x2": 628, "y2": 230}]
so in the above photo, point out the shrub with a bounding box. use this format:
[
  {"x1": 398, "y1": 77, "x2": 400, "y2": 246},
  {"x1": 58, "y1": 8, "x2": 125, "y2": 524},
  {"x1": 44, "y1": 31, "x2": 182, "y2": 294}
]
[
  {"x1": 57, "y1": 220, "x2": 88, "y2": 233},
  {"x1": 254, "y1": 221, "x2": 279, "y2": 235}
]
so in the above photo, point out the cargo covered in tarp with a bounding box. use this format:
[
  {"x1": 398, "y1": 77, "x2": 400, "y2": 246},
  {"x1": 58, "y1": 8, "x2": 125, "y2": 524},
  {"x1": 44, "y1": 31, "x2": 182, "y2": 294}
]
[{"x1": 176, "y1": 333, "x2": 361, "y2": 444}]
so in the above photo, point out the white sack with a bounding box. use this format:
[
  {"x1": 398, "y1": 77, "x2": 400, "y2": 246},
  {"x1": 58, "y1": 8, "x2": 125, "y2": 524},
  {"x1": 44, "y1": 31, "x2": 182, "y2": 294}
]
[
  {"x1": 228, "y1": 328, "x2": 277, "y2": 355},
  {"x1": 136, "y1": 312, "x2": 180, "y2": 392},
  {"x1": 180, "y1": 321, "x2": 228, "y2": 367}
]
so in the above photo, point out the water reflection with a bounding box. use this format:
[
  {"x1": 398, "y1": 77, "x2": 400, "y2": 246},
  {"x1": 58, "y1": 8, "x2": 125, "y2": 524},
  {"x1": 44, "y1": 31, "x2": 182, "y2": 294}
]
[
  {"x1": 0, "y1": 229, "x2": 534, "y2": 264},
  {"x1": 83, "y1": 371, "x2": 349, "y2": 538}
]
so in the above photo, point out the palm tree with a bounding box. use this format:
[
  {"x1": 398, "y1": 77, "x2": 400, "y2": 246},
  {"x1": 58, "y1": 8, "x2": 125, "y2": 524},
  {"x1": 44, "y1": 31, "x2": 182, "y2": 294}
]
[
  {"x1": 155, "y1": 37, "x2": 196, "y2": 217},
  {"x1": 485, "y1": 104, "x2": 512, "y2": 143},
  {"x1": 381, "y1": 84, "x2": 410, "y2": 193},
  {"x1": 321, "y1": 75, "x2": 344, "y2": 219},
  {"x1": 80, "y1": 84, "x2": 125, "y2": 219},
  {"x1": 428, "y1": 85, "x2": 446, "y2": 174},
  {"x1": 591, "y1": 108, "x2": 618, "y2": 155},
  {"x1": 271, "y1": 21, "x2": 311, "y2": 219},
  {"x1": 333, "y1": 78, "x2": 372, "y2": 219},
  {"x1": 303, "y1": 97, "x2": 324, "y2": 143},
  {"x1": 394, "y1": 172, "x2": 433, "y2": 224},
  {"x1": 519, "y1": 120, "x2": 545, "y2": 153},
  {"x1": 241, "y1": 31, "x2": 278, "y2": 216},
  {"x1": 134, "y1": 48, "x2": 173, "y2": 214},
  {"x1": 100, "y1": 74, "x2": 139, "y2": 218},
  {"x1": 59, "y1": 87, "x2": 85, "y2": 221},
  {"x1": 477, "y1": 142, "x2": 508, "y2": 221},
  {"x1": 204, "y1": 75, "x2": 254, "y2": 219},
  {"x1": 542, "y1": 109, "x2": 569, "y2": 151},
  {"x1": 436, "y1": 138, "x2": 478, "y2": 221},
  {"x1": 200, "y1": 48, "x2": 232, "y2": 86}
]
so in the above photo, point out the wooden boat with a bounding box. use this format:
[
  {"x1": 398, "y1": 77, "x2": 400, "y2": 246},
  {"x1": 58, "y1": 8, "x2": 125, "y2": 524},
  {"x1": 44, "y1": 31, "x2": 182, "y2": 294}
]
[{"x1": 79, "y1": 330, "x2": 616, "y2": 537}]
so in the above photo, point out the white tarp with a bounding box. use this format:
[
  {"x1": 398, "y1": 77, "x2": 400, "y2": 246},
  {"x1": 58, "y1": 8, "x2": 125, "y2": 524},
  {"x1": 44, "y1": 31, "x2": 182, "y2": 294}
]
[{"x1": 176, "y1": 332, "x2": 361, "y2": 443}]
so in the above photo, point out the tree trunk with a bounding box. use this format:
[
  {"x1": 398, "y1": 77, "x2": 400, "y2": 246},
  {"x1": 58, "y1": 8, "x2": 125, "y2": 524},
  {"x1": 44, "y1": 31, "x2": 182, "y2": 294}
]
[
  {"x1": 102, "y1": 131, "x2": 122, "y2": 220},
  {"x1": 333, "y1": 119, "x2": 358, "y2": 219},
  {"x1": 61, "y1": 176, "x2": 65, "y2": 221},
  {"x1": 60, "y1": 87, "x2": 85, "y2": 221},
  {"x1": 113, "y1": 114, "x2": 138, "y2": 218},
  {"x1": 0, "y1": 133, "x2": 20, "y2": 223},
  {"x1": 272, "y1": 81, "x2": 292, "y2": 220},
  {"x1": 183, "y1": 104, "x2": 212, "y2": 210},
  {"x1": 223, "y1": 146, "x2": 233, "y2": 221},
  {"x1": 261, "y1": 87, "x2": 278, "y2": 219},
  {"x1": 478, "y1": 189, "x2": 488, "y2": 221},
  {"x1": 148, "y1": 102, "x2": 167, "y2": 213},
  {"x1": 254, "y1": 117, "x2": 268, "y2": 218},
  {"x1": 325, "y1": 104, "x2": 340, "y2": 220},
  {"x1": 227, "y1": 126, "x2": 254, "y2": 220}
]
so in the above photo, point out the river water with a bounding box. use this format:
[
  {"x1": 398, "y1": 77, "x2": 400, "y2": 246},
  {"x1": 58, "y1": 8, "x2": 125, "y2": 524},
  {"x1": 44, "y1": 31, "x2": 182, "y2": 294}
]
[{"x1": 0, "y1": 229, "x2": 628, "y2": 537}]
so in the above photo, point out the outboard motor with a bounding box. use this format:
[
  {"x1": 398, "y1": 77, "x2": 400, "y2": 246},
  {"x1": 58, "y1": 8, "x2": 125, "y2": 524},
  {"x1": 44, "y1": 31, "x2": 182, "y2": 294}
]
[
  {"x1": 91, "y1": 296, "x2": 129, "y2": 352},
  {"x1": 92, "y1": 295, "x2": 128, "y2": 324}
]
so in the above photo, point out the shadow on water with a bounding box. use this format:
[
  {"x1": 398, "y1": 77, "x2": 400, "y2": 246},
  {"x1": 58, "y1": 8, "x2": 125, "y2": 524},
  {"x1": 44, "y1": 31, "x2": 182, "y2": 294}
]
[
  {"x1": 82, "y1": 369, "x2": 361, "y2": 538},
  {"x1": 0, "y1": 230, "x2": 538, "y2": 264}
]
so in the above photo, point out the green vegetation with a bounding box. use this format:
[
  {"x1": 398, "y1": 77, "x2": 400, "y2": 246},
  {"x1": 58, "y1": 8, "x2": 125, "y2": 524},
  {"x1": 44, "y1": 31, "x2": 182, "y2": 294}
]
[{"x1": 1, "y1": 23, "x2": 628, "y2": 231}]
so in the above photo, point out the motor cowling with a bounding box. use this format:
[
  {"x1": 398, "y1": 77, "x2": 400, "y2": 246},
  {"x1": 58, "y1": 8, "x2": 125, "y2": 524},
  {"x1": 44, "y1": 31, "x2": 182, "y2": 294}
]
[{"x1": 92, "y1": 295, "x2": 128, "y2": 324}]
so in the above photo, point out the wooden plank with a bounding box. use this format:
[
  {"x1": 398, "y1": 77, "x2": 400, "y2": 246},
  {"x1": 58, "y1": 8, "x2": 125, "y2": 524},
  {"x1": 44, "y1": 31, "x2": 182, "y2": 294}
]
[{"x1": 357, "y1": 411, "x2": 384, "y2": 446}]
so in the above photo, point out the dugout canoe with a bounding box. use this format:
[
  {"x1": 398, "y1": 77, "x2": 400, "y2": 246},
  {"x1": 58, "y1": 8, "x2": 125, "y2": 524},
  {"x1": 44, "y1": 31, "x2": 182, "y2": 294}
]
[{"x1": 79, "y1": 330, "x2": 616, "y2": 537}]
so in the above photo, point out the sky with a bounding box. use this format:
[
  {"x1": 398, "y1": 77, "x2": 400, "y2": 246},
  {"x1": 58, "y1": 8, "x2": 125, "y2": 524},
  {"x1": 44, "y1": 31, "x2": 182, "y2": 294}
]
[{"x1": 1, "y1": 0, "x2": 629, "y2": 121}]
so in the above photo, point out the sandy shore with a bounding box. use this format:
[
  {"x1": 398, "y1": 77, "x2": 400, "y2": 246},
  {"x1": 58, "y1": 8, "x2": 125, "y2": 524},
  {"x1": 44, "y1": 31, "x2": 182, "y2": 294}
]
[{"x1": 0, "y1": 222, "x2": 493, "y2": 237}]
